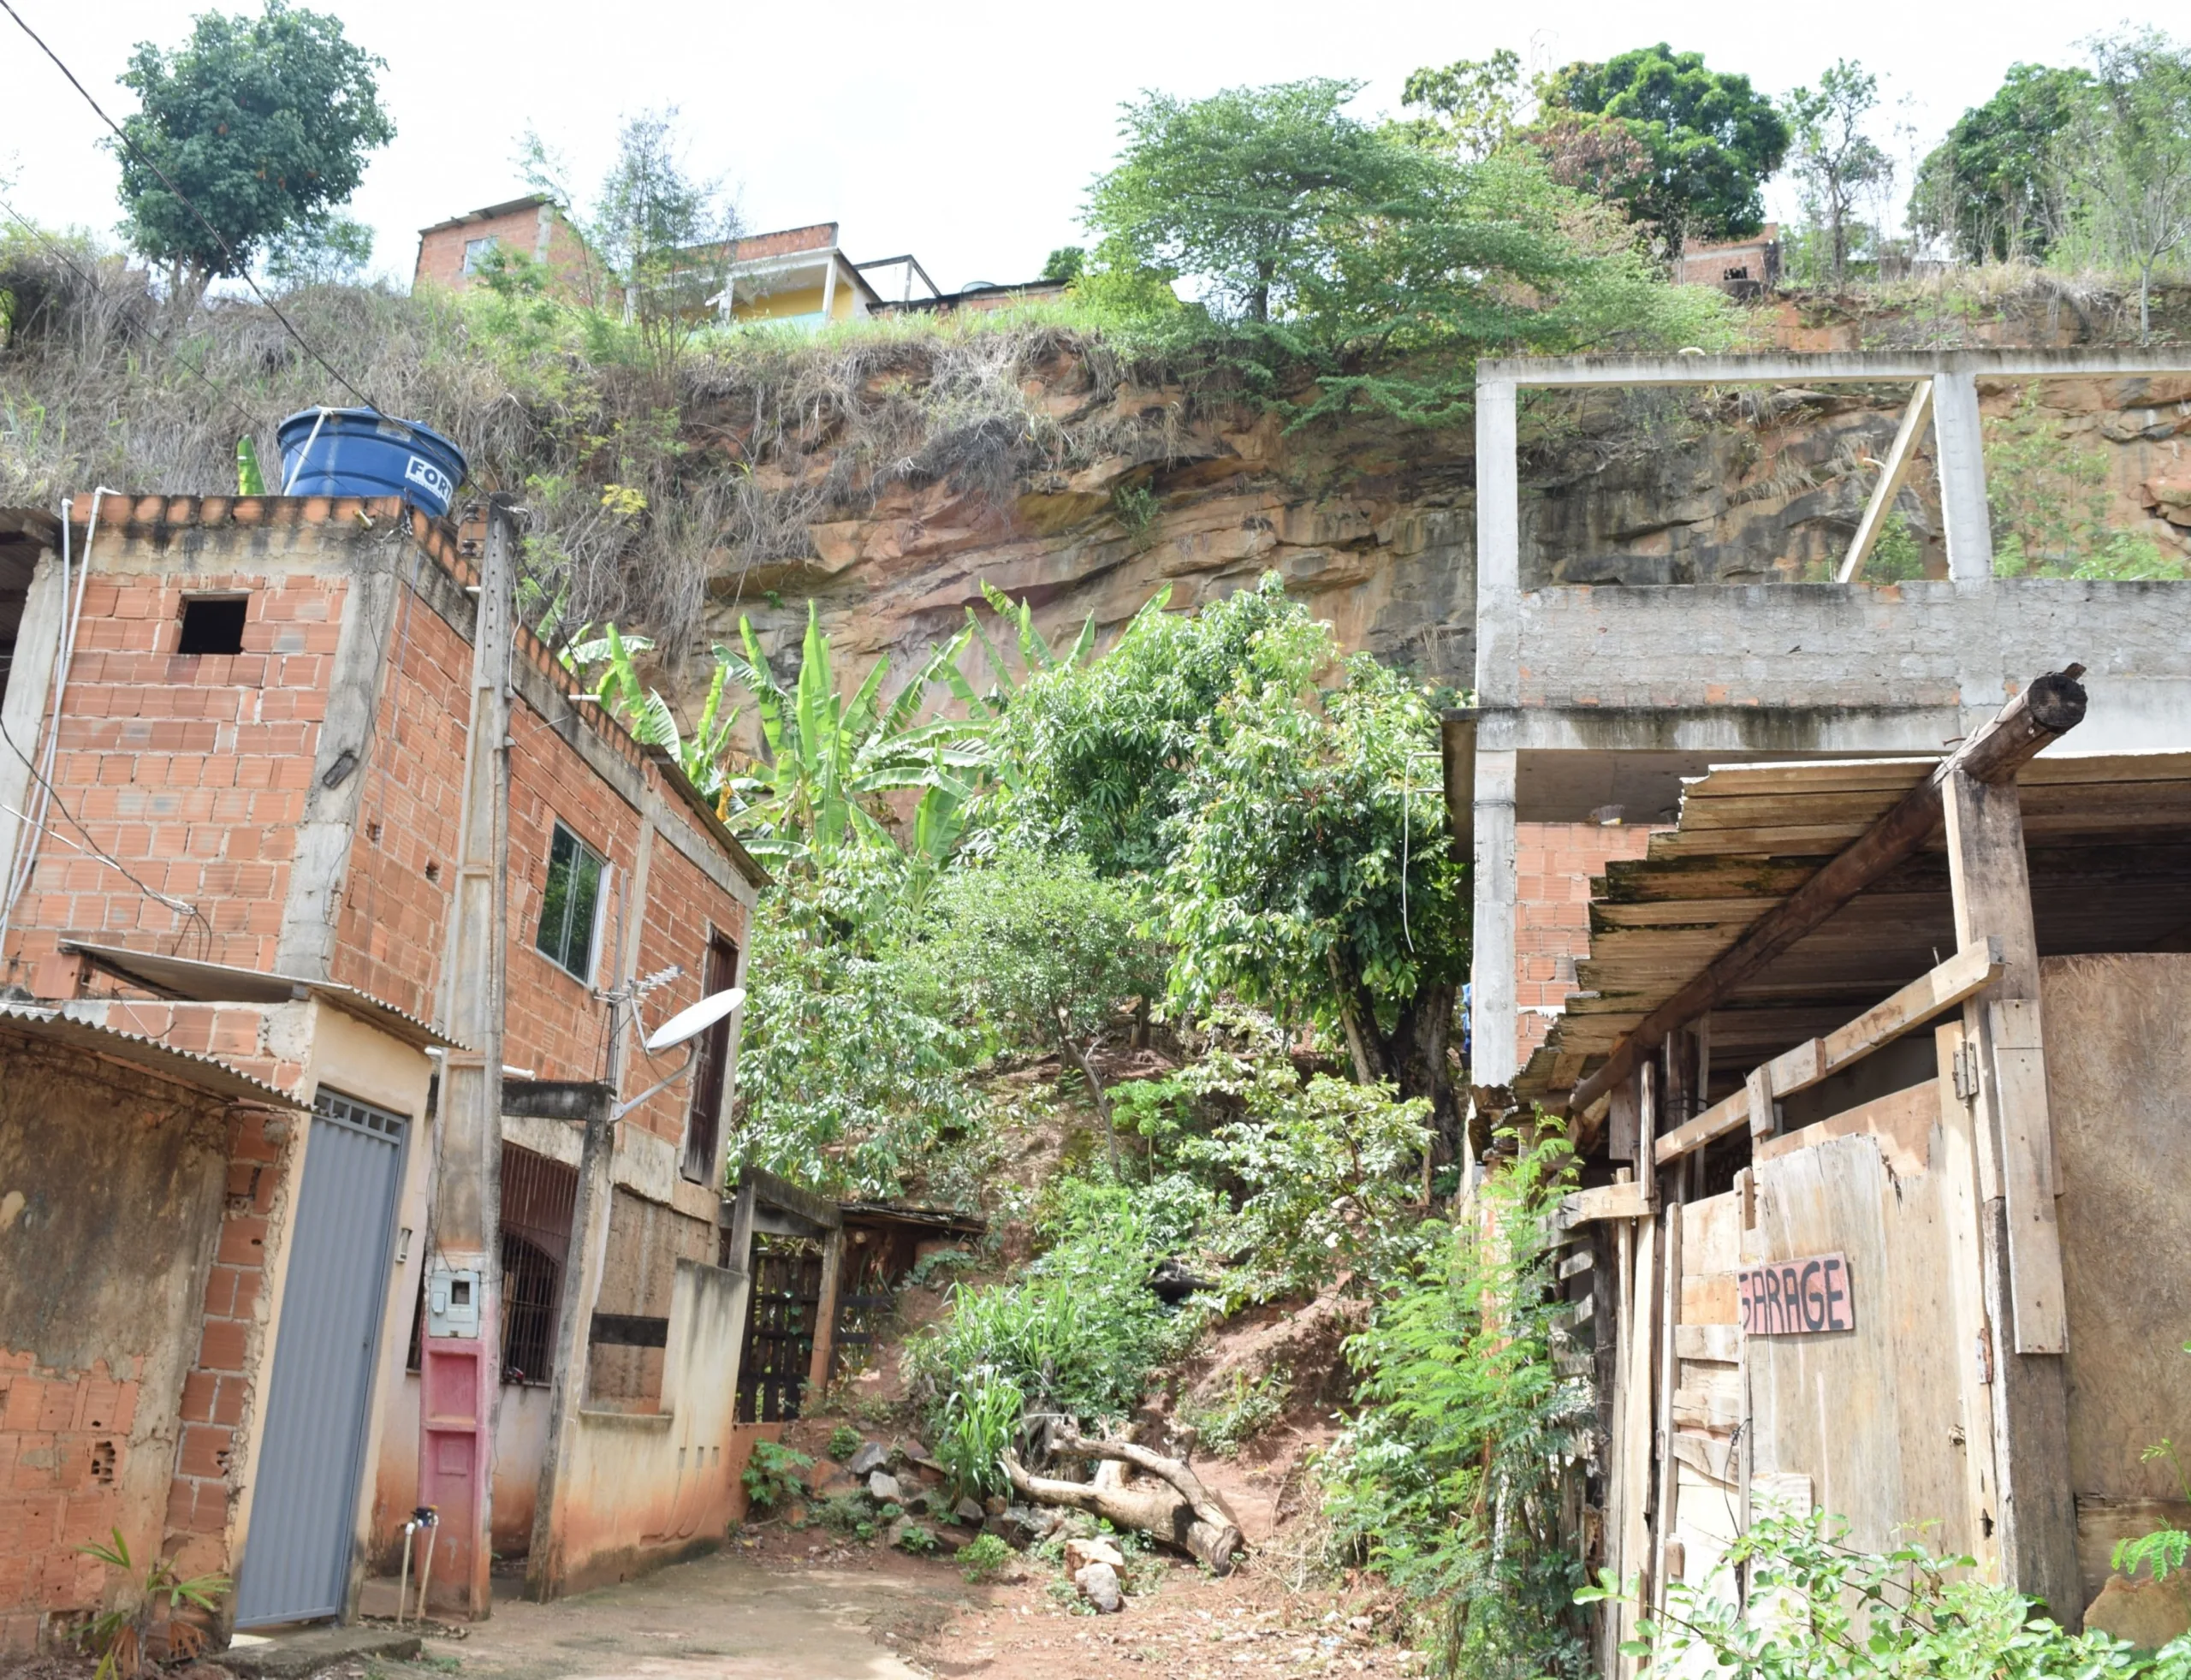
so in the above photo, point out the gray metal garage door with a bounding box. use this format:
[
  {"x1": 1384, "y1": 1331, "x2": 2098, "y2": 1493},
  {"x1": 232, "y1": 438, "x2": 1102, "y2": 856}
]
[{"x1": 234, "y1": 1088, "x2": 407, "y2": 1626}]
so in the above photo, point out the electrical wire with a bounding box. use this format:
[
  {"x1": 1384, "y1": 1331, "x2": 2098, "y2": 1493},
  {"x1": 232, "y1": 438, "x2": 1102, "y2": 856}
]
[
  {"x1": 0, "y1": 716, "x2": 216, "y2": 959},
  {"x1": 1, "y1": 0, "x2": 378, "y2": 411},
  {"x1": 0, "y1": 195, "x2": 269, "y2": 443}
]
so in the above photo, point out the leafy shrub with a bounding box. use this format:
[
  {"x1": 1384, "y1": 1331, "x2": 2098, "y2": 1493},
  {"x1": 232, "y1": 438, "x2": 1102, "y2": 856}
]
[
  {"x1": 1587, "y1": 1511, "x2": 2191, "y2": 1677},
  {"x1": 959, "y1": 1532, "x2": 1015, "y2": 1582},
  {"x1": 1173, "y1": 1050, "x2": 1436, "y2": 1308},
  {"x1": 1322, "y1": 1125, "x2": 1588, "y2": 1679},
  {"x1": 906, "y1": 1183, "x2": 1197, "y2": 1429},
  {"x1": 740, "y1": 1441, "x2": 813, "y2": 1513},
  {"x1": 1182, "y1": 1366, "x2": 1290, "y2": 1456},
  {"x1": 934, "y1": 1367, "x2": 1024, "y2": 1502},
  {"x1": 827, "y1": 1424, "x2": 864, "y2": 1463},
  {"x1": 894, "y1": 1522, "x2": 940, "y2": 1556},
  {"x1": 816, "y1": 1493, "x2": 875, "y2": 1540},
  {"x1": 908, "y1": 1247, "x2": 979, "y2": 1290}
]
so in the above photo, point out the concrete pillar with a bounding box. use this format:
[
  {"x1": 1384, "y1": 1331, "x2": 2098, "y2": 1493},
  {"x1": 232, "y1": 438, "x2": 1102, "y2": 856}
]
[
  {"x1": 1933, "y1": 367, "x2": 1996, "y2": 584},
  {"x1": 524, "y1": 1082, "x2": 615, "y2": 1601},
  {"x1": 1473, "y1": 380, "x2": 1520, "y2": 708},
  {"x1": 420, "y1": 501, "x2": 515, "y2": 1619},
  {"x1": 1469, "y1": 748, "x2": 1519, "y2": 1087},
  {"x1": 275, "y1": 541, "x2": 401, "y2": 978}
]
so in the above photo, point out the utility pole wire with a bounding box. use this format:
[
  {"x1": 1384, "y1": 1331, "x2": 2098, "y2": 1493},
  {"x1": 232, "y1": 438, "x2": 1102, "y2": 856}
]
[{"x1": 0, "y1": 0, "x2": 379, "y2": 411}]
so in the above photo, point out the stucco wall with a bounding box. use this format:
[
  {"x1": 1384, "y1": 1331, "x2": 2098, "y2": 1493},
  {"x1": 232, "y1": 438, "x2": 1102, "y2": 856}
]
[{"x1": 541, "y1": 1259, "x2": 747, "y2": 1595}]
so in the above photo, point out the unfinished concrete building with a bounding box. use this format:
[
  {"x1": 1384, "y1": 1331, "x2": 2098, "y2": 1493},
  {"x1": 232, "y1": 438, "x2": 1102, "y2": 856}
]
[
  {"x1": 0, "y1": 493, "x2": 767, "y2": 1651},
  {"x1": 1452, "y1": 349, "x2": 2191, "y2": 1659}
]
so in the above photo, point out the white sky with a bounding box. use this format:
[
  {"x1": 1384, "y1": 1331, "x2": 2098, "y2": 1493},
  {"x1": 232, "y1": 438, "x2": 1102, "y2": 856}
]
[{"x1": 0, "y1": 0, "x2": 2148, "y2": 292}]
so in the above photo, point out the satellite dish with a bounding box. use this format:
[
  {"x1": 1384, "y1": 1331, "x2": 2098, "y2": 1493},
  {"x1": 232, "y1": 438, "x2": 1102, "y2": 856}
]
[{"x1": 644, "y1": 988, "x2": 745, "y2": 1054}]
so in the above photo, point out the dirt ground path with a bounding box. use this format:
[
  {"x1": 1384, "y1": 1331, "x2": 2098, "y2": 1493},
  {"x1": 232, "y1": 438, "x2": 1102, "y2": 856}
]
[{"x1": 411, "y1": 1550, "x2": 948, "y2": 1680}]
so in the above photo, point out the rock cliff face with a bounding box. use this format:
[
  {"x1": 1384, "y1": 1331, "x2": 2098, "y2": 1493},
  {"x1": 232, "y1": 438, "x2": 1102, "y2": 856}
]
[{"x1": 684, "y1": 298, "x2": 2190, "y2": 699}]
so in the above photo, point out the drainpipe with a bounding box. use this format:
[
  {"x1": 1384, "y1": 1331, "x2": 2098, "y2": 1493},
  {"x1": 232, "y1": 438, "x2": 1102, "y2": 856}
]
[{"x1": 419, "y1": 496, "x2": 515, "y2": 1620}]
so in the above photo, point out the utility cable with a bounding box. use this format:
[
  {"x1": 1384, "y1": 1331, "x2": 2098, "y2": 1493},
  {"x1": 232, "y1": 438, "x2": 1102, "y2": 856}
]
[
  {"x1": 1, "y1": 0, "x2": 378, "y2": 411},
  {"x1": 0, "y1": 195, "x2": 269, "y2": 442}
]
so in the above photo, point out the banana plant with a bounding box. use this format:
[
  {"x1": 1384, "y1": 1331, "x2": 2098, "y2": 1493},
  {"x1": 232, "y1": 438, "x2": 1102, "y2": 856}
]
[
  {"x1": 562, "y1": 622, "x2": 739, "y2": 797},
  {"x1": 719, "y1": 601, "x2": 989, "y2": 868},
  {"x1": 951, "y1": 579, "x2": 1103, "y2": 721}
]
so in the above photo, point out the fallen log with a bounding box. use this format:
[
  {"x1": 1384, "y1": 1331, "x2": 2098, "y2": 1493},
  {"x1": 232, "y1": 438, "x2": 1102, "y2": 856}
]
[{"x1": 1000, "y1": 1427, "x2": 1244, "y2": 1575}]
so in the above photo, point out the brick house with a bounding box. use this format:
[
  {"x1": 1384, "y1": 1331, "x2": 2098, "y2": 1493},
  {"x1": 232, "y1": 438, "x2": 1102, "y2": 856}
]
[
  {"x1": 0, "y1": 491, "x2": 768, "y2": 1647},
  {"x1": 412, "y1": 195, "x2": 598, "y2": 300}
]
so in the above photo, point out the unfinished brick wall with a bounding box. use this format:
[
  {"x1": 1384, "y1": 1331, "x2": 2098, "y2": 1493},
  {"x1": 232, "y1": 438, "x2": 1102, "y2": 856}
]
[
  {"x1": 1513, "y1": 821, "x2": 1656, "y2": 1067},
  {"x1": 0, "y1": 1351, "x2": 140, "y2": 1653},
  {"x1": 0, "y1": 1036, "x2": 263, "y2": 1656},
  {"x1": 413, "y1": 202, "x2": 594, "y2": 299},
  {"x1": 2, "y1": 563, "x2": 345, "y2": 988},
  {"x1": 330, "y1": 593, "x2": 470, "y2": 1022},
  {"x1": 163, "y1": 1103, "x2": 297, "y2": 1582},
  {"x1": 620, "y1": 809, "x2": 749, "y2": 1149}
]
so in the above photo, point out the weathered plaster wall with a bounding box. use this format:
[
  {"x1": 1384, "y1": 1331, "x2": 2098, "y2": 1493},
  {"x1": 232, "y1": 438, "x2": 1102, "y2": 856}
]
[
  {"x1": 0, "y1": 1036, "x2": 300, "y2": 1654},
  {"x1": 0, "y1": 1042, "x2": 230, "y2": 1651},
  {"x1": 539, "y1": 1258, "x2": 747, "y2": 1596}
]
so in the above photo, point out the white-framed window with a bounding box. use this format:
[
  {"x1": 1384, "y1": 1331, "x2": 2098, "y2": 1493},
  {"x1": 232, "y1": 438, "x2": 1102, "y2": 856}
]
[
  {"x1": 535, "y1": 822, "x2": 606, "y2": 982},
  {"x1": 461, "y1": 235, "x2": 499, "y2": 276}
]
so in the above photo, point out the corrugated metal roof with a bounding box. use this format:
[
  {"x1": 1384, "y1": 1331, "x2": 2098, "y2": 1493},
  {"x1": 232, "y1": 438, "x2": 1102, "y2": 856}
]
[
  {"x1": 62, "y1": 941, "x2": 466, "y2": 1051},
  {"x1": 0, "y1": 1003, "x2": 300, "y2": 1106},
  {"x1": 1514, "y1": 751, "x2": 2191, "y2": 1103}
]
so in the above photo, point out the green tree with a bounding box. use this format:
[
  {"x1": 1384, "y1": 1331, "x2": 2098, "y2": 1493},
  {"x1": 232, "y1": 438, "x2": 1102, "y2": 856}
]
[
  {"x1": 1039, "y1": 245, "x2": 1086, "y2": 282},
  {"x1": 1400, "y1": 50, "x2": 1528, "y2": 162},
  {"x1": 260, "y1": 211, "x2": 372, "y2": 290},
  {"x1": 1160, "y1": 616, "x2": 1470, "y2": 1152},
  {"x1": 1913, "y1": 63, "x2": 2093, "y2": 263},
  {"x1": 1539, "y1": 44, "x2": 1790, "y2": 257},
  {"x1": 2053, "y1": 28, "x2": 2191, "y2": 342},
  {"x1": 999, "y1": 575, "x2": 1325, "y2": 878},
  {"x1": 1783, "y1": 60, "x2": 1895, "y2": 284},
  {"x1": 928, "y1": 848, "x2": 1167, "y2": 1175},
  {"x1": 114, "y1": 1, "x2": 394, "y2": 286},
  {"x1": 1086, "y1": 78, "x2": 1434, "y2": 323}
]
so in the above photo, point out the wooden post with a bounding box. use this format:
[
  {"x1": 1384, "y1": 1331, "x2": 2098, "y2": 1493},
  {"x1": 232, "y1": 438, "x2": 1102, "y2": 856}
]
[
  {"x1": 1933, "y1": 1020, "x2": 2004, "y2": 1581},
  {"x1": 1618, "y1": 1210, "x2": 1659, "y2": 1677},
  {"x1": 1942, "y1": 766, "x2": 2079, "y2": 1623},
  {"x1": 1648, "y1": 1197, "x2": 1683, "y2": 1632},
  {"x1": 805, "y1": 1226, "x2": 845, "y2": 1402}
]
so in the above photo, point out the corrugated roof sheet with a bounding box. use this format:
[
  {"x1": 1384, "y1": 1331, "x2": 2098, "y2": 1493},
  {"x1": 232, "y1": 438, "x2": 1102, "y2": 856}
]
[{"x1": 0, "y1": 1003, "x2": 300, "y2": 1106}]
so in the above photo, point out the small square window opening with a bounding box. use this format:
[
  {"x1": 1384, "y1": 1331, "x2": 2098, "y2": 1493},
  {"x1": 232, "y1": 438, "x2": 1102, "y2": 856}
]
[
  {"x1": 461, "y1": 235, "x2": 499, "y2": 276},
  {"x1": 177, "y1": 597, "x2": 247, "y2": 656},
  {"x1": 536, "y1": 821, "x2": 605, "y2": 982}
]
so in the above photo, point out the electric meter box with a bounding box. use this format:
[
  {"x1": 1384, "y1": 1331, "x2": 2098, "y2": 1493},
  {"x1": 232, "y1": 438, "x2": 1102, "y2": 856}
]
[{"x1": 425, "y1": 1262, "x2": 483, "y2": 1339}]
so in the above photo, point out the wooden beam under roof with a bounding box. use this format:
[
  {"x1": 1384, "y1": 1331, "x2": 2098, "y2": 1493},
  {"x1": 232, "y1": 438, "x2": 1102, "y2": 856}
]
[{"x1": 1559, "y1": 668, "x2": 2087, "y2": 1117}]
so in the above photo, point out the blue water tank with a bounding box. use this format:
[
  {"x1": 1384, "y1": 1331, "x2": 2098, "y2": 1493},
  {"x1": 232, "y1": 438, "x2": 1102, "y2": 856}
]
[{"x1": 276, "y1": 407, "x2": 468, "y2": 519}]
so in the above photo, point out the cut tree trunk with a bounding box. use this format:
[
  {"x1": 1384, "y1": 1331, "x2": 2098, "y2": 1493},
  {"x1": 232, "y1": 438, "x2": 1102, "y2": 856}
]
[{"x1": 1000, "y1": 1429, "x2": 1244, "y2": 1575}]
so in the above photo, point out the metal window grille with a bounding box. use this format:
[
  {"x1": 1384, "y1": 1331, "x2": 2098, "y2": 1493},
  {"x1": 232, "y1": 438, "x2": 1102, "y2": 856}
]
[
  {"x1": 498, "y1": 1144, "x2": 577, "y2": 1386},
  {"x1": 407, "y1": 1143, "x2": 577, "y2": 1384}
]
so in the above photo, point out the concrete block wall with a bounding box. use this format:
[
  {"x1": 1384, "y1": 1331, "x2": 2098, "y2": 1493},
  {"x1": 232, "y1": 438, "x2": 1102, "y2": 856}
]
[{"x1": 1512, "y1": 822, "x2": 1654, "y2": 1067}]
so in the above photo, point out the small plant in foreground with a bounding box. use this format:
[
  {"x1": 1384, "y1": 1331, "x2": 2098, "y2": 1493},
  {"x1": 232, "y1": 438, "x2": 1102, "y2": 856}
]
[
  {"x1": 740, "y1": 1440, "x2": 813, "y2": 1512},
  {"x1": 827, "y1": 1424, "x2": 863, "y2": 1463},
  {"x1": 2114, "y1": 1343, "x2": 2191, "y2": 1587},
  {"x1": 894, "y1": 1521, "x2": 940, "y2": 1555},
  {"x1": 959, "y1": 1532, "x2": 1015, "y2": 1582},
  {"x1": 1181, "y1": 1365, "x2": 1289, "y2": 1456},
  {"x1": 76, "y1": 1529, "x2": 229, "y2": 1680},
  {"x1": 1583, "y1": 1510, "x2": 2191, "y2": 1677}
]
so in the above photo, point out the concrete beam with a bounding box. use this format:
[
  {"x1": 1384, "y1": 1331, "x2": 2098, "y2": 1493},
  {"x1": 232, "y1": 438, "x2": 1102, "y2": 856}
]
[
  {"x1": 1473, "y1": 380, "x2": 1519, "y2": 709},
  {"x1": 1477, "y1": 348, "x2": 2191, "y2": 388}
]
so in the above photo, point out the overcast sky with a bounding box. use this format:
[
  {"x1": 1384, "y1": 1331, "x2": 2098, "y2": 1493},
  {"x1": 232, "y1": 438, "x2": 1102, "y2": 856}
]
[{"x1": 0, "y1": 0, "x2": 2146, "y2": 292}]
